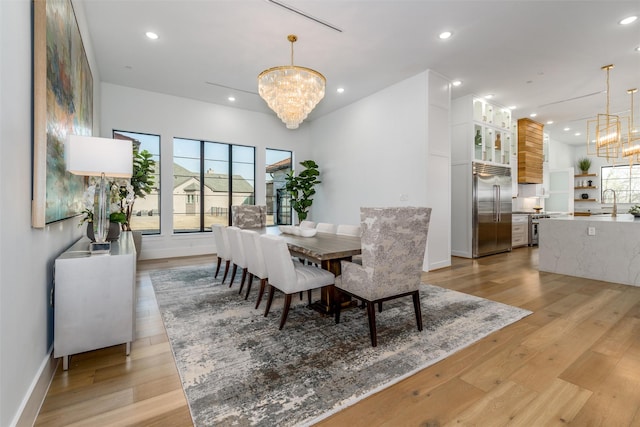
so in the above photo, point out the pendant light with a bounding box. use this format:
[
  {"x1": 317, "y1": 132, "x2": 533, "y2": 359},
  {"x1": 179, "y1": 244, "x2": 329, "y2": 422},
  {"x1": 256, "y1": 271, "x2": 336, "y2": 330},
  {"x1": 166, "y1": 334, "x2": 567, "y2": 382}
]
[{"x1": 258, "y1": 35, "x2": 326, "y2": 129}]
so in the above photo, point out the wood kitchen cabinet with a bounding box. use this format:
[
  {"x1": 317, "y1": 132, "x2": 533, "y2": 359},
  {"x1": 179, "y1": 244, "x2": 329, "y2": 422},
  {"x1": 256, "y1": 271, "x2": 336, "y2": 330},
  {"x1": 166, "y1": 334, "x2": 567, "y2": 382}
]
[
  {"x1": 512, "y1": 214, "x2": 529, "y2": 247},
  {"x1": 54, "y1": 232, "x2": 136, "y2": 370},
  {"x1": 517, "y1": 118, "x2": 544, "y2": 183}
]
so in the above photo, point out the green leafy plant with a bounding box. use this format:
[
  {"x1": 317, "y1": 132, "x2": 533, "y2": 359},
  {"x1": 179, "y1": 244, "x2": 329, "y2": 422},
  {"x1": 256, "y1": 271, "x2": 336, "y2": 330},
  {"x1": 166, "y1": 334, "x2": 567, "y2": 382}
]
[
  {"x1": 577, "y1": 157, "x2": 591, "y2": 173},
  {"x1": 284, "y1": 160, "x2": 321, "y2": 222},
  {"x1": 79, "y1": 180, "x2": 132, "y2": 227},
  {"x1": 120, "y1": 149, "x2": 156, "y2": 231}
]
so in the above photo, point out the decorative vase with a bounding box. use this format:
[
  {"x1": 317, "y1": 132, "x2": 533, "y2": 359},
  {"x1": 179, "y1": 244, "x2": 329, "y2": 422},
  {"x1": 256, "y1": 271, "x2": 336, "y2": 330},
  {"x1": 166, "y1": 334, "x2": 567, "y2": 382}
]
[
  {"x1": 475, "y1": 129, "x2": 482, "y2": 146},
  {"x1": 495, "y1": 132, "x2": 501, "y2": 149},
  {"x1": 87, "y1": 222, "x2": 121, "y2": 242}
]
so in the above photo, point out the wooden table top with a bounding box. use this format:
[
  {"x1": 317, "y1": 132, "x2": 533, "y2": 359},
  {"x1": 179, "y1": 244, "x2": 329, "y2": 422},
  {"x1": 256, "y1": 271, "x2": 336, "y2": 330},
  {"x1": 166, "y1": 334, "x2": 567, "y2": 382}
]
[{"x1": 264, "y1": 227, "x2": 361, "y2": 262}]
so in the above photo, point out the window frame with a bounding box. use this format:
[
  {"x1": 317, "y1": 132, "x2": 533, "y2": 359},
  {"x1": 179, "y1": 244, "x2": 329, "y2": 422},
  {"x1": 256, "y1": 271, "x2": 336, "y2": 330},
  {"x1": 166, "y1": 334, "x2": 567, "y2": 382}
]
[
  {"x1": 112, "y1": 129, "x2": 161, "y2": 235},
  {"x1": 600, "y1": 163, "x2": 640, "y2": 204},
  {"x1": 173, "y1": 137, "x2": 256, "y2": 233}
]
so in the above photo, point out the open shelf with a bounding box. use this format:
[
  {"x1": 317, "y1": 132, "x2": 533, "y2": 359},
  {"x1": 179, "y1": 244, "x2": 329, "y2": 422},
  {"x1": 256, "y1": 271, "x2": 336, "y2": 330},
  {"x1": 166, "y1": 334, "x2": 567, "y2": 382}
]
[
  {"x1": 575, "y1": 198, "x2": 597, "y2": 202},
  {"x1": 575, "y1": 173, "x2": 597, "y2": 177}
]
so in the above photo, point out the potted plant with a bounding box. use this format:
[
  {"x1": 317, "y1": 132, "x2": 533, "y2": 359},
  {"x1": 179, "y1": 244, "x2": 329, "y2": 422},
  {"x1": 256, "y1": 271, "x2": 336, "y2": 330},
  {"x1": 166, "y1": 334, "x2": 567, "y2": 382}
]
[
  {"x1": 119, "y1": 148, "x2": 156, "y2": 231},
  {"x1": 284, "y1": 160, "x2": 321, "y2": 223},
  {"x1": 577, "y1": 157, "x2": 591, "y2": 174}
]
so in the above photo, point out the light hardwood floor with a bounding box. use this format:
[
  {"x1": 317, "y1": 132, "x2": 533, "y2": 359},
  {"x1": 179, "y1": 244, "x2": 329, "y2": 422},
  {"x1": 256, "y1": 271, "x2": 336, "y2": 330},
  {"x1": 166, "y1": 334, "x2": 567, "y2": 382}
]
[{"x1": 35, "y1": 247, "x2": 640, "y2": 426}]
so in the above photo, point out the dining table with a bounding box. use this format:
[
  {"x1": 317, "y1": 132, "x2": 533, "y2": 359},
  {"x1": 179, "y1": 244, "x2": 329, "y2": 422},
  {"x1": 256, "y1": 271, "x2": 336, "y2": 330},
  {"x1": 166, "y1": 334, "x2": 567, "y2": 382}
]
[{"x1": 265, "y1": 226, "x2": 362, "y2": 314}]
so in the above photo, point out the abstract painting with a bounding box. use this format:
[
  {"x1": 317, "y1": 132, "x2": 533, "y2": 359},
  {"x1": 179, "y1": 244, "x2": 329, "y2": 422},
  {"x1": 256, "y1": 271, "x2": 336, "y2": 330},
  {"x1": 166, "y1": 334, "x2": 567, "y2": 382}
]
[{"x1": 32, "y1": 0, "x2": 93, "y2": 227}]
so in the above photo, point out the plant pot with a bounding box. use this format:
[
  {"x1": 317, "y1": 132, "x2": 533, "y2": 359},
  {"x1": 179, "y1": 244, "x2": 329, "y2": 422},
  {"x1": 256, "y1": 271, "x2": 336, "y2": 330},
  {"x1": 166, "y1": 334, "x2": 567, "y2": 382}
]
[{"x1": 87, "y1": 222, "x2": 121, "y2": 242}]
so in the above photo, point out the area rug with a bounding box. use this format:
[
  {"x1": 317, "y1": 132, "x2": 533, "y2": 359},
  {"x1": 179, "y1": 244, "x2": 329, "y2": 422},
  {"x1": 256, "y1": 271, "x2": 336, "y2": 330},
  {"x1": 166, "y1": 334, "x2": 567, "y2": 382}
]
[{"x1": 150, "y1": 264, "x2": 531, "y2": 426}]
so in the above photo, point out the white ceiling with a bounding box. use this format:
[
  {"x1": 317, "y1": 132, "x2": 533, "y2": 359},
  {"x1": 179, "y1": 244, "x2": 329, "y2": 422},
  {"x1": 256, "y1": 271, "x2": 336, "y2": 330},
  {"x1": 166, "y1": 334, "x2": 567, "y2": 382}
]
[{"x1": 80, "y1": 0, "x2": 640, "y2": 145}]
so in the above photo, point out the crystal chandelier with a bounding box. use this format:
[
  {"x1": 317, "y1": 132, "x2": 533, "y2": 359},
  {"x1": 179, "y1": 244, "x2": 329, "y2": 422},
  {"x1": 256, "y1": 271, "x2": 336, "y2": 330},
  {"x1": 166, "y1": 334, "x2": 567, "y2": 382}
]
[
  {"x1": 622, "y1": 88, "x2": 640, "y2": 164},
  {"x1": 258, "y1": 35, "x2": 326, "y2": 129},
  {"x1": 587, "y1": 65, "x2": 622, "y2": 162}
]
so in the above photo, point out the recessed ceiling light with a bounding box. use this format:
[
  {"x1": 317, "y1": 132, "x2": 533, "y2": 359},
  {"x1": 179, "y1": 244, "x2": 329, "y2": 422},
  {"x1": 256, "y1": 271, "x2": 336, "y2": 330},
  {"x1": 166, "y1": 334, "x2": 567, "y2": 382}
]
[
  {"x1": 228, "y1": 96, "x2": 235, "y2": 102},
  {"x1": 439, "y1": 31, "x2": 452, "y2": 39},
  {"x1": 451, "y1": 80, "x2": 462, "y2": 87},
  {"x1": 619, "y1": 16, "x2": 638, "y2": 25},
  {"x1": 564, "y1": 127, "x2": 571, "y2": 131},
  {"x1": 508, "y1": 105, "x2": 516, "y2": 110},
  {"x1": 546, "y1": 120, "x2": 554, "y2": 125},
  {"x1": 336, "y1": 87, "x2": 345, "y2": 94},
  {"x1": 529, "y1": 113, "x2": 537, "y2": 117},
  {"x1": 145, "y1": 31, "x2": 159, "y2": 40},
  {"x1": 574, "y1": 132, "x2": 581, "y2": 136},
  {"x1": 484, "y1": 94, "x2": 494, "y2": 99},
  {"x1": 636, "y1": 46, "x2": 640, "y2": 52}
]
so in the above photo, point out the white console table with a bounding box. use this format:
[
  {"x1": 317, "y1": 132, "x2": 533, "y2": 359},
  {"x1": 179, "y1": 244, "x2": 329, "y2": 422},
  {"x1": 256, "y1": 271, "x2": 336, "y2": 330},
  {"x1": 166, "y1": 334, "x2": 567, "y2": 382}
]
[{"x1": 54, "y1": 231, "x2": 136, "y2": 370}]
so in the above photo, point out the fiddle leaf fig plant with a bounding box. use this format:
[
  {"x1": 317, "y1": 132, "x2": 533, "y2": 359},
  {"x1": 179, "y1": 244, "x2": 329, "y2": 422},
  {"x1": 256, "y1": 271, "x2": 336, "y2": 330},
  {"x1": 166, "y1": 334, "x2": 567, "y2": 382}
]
[
  {"x1": 120, "y1": 148, "x2": 156, "y2": 231},
  {"x1": 284, "y1": 160, "x2": 321, "y2": 223}
]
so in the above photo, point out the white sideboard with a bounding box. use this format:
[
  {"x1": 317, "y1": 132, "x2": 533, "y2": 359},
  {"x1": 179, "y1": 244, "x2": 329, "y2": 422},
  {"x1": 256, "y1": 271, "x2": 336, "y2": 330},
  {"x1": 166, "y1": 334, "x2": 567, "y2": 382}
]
[{"x1": 54, "y1": 232, "x2": 136, "y2": 370}]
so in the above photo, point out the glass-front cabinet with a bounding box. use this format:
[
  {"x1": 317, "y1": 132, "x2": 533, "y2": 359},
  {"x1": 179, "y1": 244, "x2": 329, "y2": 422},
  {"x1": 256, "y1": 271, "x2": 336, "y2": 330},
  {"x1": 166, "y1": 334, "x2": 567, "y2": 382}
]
[{"x1": 471, "y1": 97, "x2": 513, "y2": 165}]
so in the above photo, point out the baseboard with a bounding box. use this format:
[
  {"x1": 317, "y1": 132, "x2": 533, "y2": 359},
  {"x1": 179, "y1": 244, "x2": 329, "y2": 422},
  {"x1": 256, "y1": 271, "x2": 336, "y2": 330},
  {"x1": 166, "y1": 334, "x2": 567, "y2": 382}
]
[{"x1": 14, "y1": 350, "x2": 58, "y2": 427}]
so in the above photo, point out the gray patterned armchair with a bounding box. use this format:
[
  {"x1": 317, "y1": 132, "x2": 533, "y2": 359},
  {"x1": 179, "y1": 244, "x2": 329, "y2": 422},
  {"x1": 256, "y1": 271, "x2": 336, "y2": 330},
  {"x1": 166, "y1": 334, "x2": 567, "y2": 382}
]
[
  {"x1": 231, "y1": 205, "x2": 267, "y2": 229},
  {"x1": 334, "y1": 207, "x2": 432, "y2": 347}
]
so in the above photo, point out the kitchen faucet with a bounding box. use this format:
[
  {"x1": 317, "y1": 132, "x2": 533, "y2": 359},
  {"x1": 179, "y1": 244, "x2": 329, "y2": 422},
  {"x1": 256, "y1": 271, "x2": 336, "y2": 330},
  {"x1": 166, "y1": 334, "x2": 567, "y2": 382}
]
[{"x1": 602, "y1": 189, "x2": 617, "y2": 217}]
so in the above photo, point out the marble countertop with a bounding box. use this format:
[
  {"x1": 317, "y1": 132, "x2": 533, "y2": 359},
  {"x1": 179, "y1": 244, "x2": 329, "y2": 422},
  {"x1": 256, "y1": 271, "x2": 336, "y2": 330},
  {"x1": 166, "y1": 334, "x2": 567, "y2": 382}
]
[{"x1": 544, "y1": 213, "x2": 639, "y2": 222}]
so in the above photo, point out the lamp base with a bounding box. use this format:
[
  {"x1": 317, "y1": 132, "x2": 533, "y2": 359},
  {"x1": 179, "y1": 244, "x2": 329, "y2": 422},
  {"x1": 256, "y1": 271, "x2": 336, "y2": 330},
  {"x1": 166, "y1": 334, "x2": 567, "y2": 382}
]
[{"x1": 90, "y1": 242, "x2": 111, "y2": 255}]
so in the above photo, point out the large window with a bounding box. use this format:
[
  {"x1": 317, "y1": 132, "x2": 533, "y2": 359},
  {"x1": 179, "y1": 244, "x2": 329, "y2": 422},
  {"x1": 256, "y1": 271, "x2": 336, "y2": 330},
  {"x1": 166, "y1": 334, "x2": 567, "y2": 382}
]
[
  {"x1": 173, "y1": 138, "x2": 255, "y2": 232},
  {"x1": 601, "y1": 164, "x2": 640, "y2": 204},
  {"x1": 113, "y1": 130, "x2": 160, "y2": 235},
  {"x1": 265, "y1": 149, "x2": 292, "y2": 226}
]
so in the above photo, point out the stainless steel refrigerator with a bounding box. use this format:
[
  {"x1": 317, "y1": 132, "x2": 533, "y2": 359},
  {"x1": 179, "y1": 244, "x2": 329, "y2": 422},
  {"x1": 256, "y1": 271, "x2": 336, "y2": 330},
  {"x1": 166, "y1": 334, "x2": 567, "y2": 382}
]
[{"x1": 472, "y1": 162, "x2": 512, "y2": 257}]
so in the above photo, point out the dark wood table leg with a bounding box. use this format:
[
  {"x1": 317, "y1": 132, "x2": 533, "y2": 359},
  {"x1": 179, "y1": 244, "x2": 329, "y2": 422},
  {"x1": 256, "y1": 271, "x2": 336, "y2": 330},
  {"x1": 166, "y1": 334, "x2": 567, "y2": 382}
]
[{"x1": 309, "y1": 257, "x2": 357, "y2": 314}]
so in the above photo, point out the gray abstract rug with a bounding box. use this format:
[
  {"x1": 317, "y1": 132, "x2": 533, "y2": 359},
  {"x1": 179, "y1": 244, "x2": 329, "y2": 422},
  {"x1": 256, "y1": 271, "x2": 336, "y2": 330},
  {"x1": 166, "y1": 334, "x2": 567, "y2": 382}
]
[{"x1": 150, "y1": 264, "x2": 531, "y2": 426}]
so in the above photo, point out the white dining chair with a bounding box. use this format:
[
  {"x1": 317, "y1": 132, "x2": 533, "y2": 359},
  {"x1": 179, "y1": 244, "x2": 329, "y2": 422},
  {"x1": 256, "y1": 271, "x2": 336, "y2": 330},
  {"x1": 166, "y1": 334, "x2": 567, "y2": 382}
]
[
  {"x1": 240, "y1": 229, "x2": 269, "y2": 308},
  {"x1": 226, "y1": 226, "x2": 249, "y2": 292},
  {"x1": 316, "y1": 222, "x2": 337, "y2": 234},
  {"x1": 299, "y1": 220, "x2": 316, "y2": 229},
  {"x1": 259, "y1": 234, "x2": 335, "y2": 329},
  {"x1": 336, "y1": 224, "x2": 362, "y2": 237},
  {"x1": 212, "y1": 224, "x2": 232, "y2": 284}
]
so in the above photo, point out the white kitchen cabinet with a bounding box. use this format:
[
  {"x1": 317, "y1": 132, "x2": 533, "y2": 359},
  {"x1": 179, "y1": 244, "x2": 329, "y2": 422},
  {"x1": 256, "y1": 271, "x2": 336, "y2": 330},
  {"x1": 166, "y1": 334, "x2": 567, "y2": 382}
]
[
  {"x1": 54, "y1": 232, "x2": 136, "y2": 370},
  {"x1": 512, "y1": 214, "x2": 529, "y2": 247},
  {"x1": 452, "y1": 94, "x2": 514, "y2": 167},
  {"x1": 545, "y1": 168, "x2": 575, "y2": 214}
]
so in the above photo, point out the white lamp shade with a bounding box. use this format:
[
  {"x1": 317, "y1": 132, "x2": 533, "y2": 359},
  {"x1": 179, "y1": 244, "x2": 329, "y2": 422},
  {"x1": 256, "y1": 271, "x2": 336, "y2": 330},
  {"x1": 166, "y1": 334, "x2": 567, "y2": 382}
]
[{"x1": 65, "y1": 135, "x2": 133, "y2": 178}]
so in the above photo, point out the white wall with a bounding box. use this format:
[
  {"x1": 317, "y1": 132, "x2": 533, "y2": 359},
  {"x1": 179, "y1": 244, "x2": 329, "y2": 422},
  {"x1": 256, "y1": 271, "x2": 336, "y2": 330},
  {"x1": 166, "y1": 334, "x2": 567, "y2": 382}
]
[
  {"x1": 100, "y1": 83, "x2": 313, "y2": 260},
  {"x1": 308, "y1": 70, "x2": 451, "y2": 271},
  {"x1": 0, "y1": 1, "x2": 99, "y2": 425}
]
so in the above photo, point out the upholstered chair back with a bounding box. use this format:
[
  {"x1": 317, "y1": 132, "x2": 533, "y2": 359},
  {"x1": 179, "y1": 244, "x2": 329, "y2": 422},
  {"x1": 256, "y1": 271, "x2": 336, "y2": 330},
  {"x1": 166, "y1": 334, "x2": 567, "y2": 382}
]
[
  {"x1": 357, "y1": 207, "x2": 432, "y2": 300},
  {"x1": 212, "y1": 224, "x2": 231, "y2": 260},
  {"x1": 226, "y1": 226, "x2": 247, "y2": 268},
  {"x1": 259, "y1": 235, "x2": 298, "y2": 292},
  {"x1": 240, "y1": 229, "x2": 268, "y2": 280},
  {"x1": 231, "y1": 205, "x2": 267, "y2": 229},
  {"x1": 316, "y1": 222, "x2": 337, "y2": 234},
  {"x1": 336, "y1": 224, "x2": 362, "y2": 237}
]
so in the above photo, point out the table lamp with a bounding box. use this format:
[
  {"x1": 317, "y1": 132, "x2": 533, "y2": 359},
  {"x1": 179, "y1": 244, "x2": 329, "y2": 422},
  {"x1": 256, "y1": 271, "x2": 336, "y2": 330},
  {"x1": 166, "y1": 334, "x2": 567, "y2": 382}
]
[{"x1": 65, "y1": 135, "x2": 133, "y2": 253}]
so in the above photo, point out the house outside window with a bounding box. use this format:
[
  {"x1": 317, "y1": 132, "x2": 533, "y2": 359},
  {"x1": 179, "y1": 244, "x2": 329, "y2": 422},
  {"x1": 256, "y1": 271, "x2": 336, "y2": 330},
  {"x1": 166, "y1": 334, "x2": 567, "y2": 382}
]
[
  {"x1": 265, "y1": 149, "x2": 292, "y2": 225},
  {"x1": 173, "y1": 138, "x2": 255, "y2": 232},
  {"x1": 113, "y1": 130, "x2": 160, "y2": 235}
]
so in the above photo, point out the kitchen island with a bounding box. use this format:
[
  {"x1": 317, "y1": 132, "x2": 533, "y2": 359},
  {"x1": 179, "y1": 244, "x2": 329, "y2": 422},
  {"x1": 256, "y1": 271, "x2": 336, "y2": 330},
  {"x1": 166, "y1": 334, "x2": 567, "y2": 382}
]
[{"x1": 538, "y1": 214, "x2": 640, "y2": 287}]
